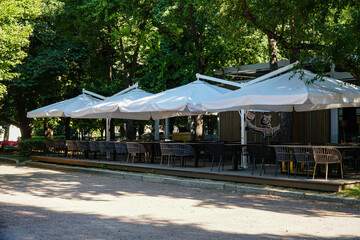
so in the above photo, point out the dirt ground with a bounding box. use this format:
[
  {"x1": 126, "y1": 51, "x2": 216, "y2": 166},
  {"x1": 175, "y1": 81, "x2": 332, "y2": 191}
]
[{"x1": 0, "y1": 164, "x2": 359, "y2": 240}]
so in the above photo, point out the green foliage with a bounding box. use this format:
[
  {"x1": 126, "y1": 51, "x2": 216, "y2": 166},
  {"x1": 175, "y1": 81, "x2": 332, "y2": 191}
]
[
  {"x1": 0, "y1": 0, "x2": 41, "y2": 88},
  {"x1": 337, "y1": 186, "x2": 360, "y2": 199},
  {"x1": 2, "y1": 0, "x2": 359, "y2": 140},
  {"x1": 18, "y1": 138, "x2": 45, "y2": 156}
]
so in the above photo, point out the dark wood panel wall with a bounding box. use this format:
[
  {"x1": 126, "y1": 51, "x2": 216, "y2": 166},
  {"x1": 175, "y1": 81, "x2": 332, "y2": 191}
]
[{"x1": 220, "y1": 110, "x2": 330, "y2": 144}]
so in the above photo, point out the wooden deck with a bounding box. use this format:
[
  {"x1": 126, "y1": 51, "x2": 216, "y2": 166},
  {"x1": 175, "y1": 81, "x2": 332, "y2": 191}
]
[{"x1": 30, "y1": 155, "x2": 360, "y2": 192}]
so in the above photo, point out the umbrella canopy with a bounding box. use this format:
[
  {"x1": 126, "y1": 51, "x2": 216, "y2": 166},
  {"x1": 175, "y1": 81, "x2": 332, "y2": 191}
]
[
  {"x1": 120, "y1": 80, "x2": 231, "y2": 120},
  {"x1": 27, "y1": 93, "x2": 102, "y2": 118},
  {"x1": 70, "y1": 88, "x2": 153, "y2": 120},
  {"x1": 201, "y1": 70, "x2": 360, "y2": 112}
]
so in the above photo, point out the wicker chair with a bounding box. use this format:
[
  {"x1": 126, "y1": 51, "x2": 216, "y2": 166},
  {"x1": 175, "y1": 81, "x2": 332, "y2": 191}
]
[
  {"x1": 53, "y1": 140, "x2": 66, "y2": 156},
  {"x1": 172, "y1": 143, "x2": 195, "y2": 168},
  {"x1": 89, "y1": 141, "x2": 101, "y2": 159},
  {"x1": 114, "y1": 142, "x2": 127, "y2": 161},
  {"x1": 312, "y1": 146, "x2": 343, "y2": 180},
  {"x1": 66, "y1": 140, "x2": 78, "y2": 158},
  {"x1": 126, "y1": 142, "x2": 148, "y2": 163},
  {"x1": 293, "y1": 146, "x2": 314, "y2": 178},
  {"x1": 98, "y1": 141, "x2": 110, "y2": 160},
  {"x1": 274, "y1": 145, "x2": 296, "y2": 177},
  {"x1": 248, "y1": 144, "x2": 266, "y2": 176},
  {"x1": 160, "y1": 143, "x2": 176, "y2": 167},
  {"x1": 45, "y1": 139, "x2": 54, "y2": 155},
  {"x1": 76, "y1": 141, "x2": 90, "y2": 158}
]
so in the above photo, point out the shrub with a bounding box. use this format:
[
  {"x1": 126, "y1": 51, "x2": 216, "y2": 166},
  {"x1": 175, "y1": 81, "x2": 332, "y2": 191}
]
[{"x1": 18, "y1": 139, "x2": 46, "y2": 157}]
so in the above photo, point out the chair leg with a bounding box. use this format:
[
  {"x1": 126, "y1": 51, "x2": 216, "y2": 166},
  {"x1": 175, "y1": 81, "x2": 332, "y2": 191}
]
[
  {"x1": 287, "y1": 162, "x2": 290, "y2": 177},
  {"x1": 294, "y1": 162, "x2": 298, "y2": 178},
  {"x1": 251, "y1": 157, "x2": 255, "y2": 175},
  {"x1": 211, "y1": 156, "x2": 215, "y2": 172},
  {"x1": 325, "y1": 163, "x2": 329, "y2": 180},
  {"x1": 260, "y1": 158, "x2": 265, "y2": 176},
  {"x1": 275, "y1": 161, "x2": 278, "y2": 176},
  {"x1": 340, "y1": 162, "x2": 344, "y2": 179},
  {"x1": 218, "y1": 156, "x2": 223, "y2": 172},
  {"x1": 313, "y1": 163, "x2": 317, "y2": 179}
]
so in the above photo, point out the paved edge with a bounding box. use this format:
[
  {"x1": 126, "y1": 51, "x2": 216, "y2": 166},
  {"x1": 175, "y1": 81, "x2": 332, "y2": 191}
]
[{"x1": 1, "y1": 159, "x2": 359, "y2": 206}]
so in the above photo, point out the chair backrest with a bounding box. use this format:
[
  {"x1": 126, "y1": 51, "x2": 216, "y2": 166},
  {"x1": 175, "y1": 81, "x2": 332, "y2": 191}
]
[
  {"x1": 54, "y1": 140, "x2": 66, "y2": 150},
  {"x1": 293, "y1": 146, "x2": 314, "y2": 163},
  {"x1": 312, "y1": 146, "x2": 342, "y2": 164},
  {"x1": 126, "y1": 142, "x2": 146, "y2": 154},
  {"x1": 274, "y1": 145, "x2": 294, "y2": 162},
  {"x1": 45, "y1": 139, "x2": 54, "y2": 149},
  {"x1": 107, "y1": 141, "x2": 115, "y2": 153},
  {"x1": 89, "y1": 141, "x2": 100, "y2": 152},
  {"x1": 77, "y1": 141, "x2": 90, "y2": 151},
  {"x1": 172, "y1": 143, "x2": 194, "y2": 157},
  {"x1": 160, "y1": 143, "x2": 175, "y2": 156},
  {"x1": 98, "y1": 141, "x2": 108, "y2": 153},
  {"x1": 66, "y1": 140, "x2": 76, "y2": 151},
  {"x1": 114, "y1": 142, "x2": 127, "y2": 154},
  {"x1": 207, "y1": 143, "x2": 225, "y2": 157},
  {"x1": 248, "y1": 144, "x2": 265, "y2": 159}
]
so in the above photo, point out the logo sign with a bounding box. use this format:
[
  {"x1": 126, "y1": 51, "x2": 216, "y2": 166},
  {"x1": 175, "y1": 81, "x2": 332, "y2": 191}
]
[{"x1": 246, "y1": 111, "x2": 280, "y2": 138}]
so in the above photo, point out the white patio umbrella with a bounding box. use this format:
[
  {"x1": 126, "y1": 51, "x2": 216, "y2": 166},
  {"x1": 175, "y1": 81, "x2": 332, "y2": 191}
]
[
  {"x1": 27, "y1": 91, "x2": 104, "y2": 118},
  {"x1": 70, "y1": 88, "x2": 153, "y2": 120},
  {"x1": 201, "y1": 69, "x2": 360, "y2": 113},
  {"x1": 120, "y1": 80, "x2": 231, "y2": 120}
]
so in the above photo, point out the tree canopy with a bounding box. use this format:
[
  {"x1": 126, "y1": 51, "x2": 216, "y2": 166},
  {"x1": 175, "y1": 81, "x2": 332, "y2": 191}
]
[{"x1": 1, "y1": 0, "x2": 359, "y2": 139}]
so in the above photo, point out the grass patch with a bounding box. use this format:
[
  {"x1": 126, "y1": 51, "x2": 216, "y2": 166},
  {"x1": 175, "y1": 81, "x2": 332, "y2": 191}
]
[{"x1": 336, "y1": 186, "x2": 360, "y2": 199}]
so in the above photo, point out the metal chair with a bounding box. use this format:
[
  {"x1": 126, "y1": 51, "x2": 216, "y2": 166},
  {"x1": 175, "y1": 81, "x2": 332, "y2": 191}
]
[
  {"x1": 274, "y1": 145, "x2": 296, "y2": 177},
  {"x1": 207, "y1": 142, "x2": 227, "y2": 172},
  {"x1": 312, "y1": 146, "x2": 343, "y2": 180},
  {"x1": 114, "y1": 142, "x2": 127, "y2": 161},
  {"x1": 172, "y1": 143, "x2": 195, "y2": 168},
  {"x1": 293, "y1": 146, "x2": 314, "y2": 178},
  {"x1": 248, "y1": 144, "x2": 266, "y2": 176},
  {"x1": 126, "y1": 142, "x2": 148, "y2": 163},
  {"x1": 160, "y1": 143, "x2": 176, "y2": 167}
]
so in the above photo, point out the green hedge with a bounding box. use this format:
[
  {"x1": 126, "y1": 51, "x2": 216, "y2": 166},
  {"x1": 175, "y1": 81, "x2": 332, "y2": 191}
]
[{"x1": 18, "y1": 139, "x2": 46, "y2": 157}]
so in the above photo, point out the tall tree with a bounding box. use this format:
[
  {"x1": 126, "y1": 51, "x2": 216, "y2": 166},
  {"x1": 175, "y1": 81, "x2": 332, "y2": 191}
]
[
  {"x1": 0, "y1": 0, "x2": 40, "y2": 97},
  {"x1": 0, "y1": 0, "x2": 87, "y2": 139}
]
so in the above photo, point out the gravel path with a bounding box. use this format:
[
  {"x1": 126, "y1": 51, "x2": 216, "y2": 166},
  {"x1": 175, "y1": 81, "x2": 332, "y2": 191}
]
[{"x1": 0, "y1": 164, "x2": 359, "y2": 240}]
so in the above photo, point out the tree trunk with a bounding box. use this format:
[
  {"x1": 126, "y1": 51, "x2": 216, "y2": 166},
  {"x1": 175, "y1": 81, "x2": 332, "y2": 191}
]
[
  {"x1": 195, "y1": 115, "x2": 203, "y2": 141},
  {"x1": 3, "y1": 124, "x2": 9, "y2": 141},
  {"x1": 189, "y1": 4, "x2": 204, "y2": 73},
  {"x1": 19, "y1": 120, "x2": 32, "y2": 140},
  {"x1": 269, "y1": 37, "x2": 278, "y2": 71},
  {"x1": 110, "y1": 119, "x2": 115, "y2": 141},
  {"x1": 125, "y1": 120, "x2": 136, "y2": 140},
  {"x1": 107, "y1": 25, "x2": 113, "y2": 84},
  {"x1": 63, "y1": 118, "x2": 71, "y2": 140},
  {"x1": 16, "y1": 95, "x2": 32, "y2": 140},
  {"x1": 44, "y1": 119, "x2": 54, "y2": 140}
]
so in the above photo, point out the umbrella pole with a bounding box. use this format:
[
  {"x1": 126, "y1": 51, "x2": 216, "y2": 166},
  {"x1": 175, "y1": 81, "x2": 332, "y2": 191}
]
[
  {"x1": 165, "y1": 118, "x2": 170, "y2": 140},
  {"x1": 106, "y1": 118, "x2": 111, "y2": 159},
  {"x1": 239, "y1": 110, "x2": 248, "y2": 169}
]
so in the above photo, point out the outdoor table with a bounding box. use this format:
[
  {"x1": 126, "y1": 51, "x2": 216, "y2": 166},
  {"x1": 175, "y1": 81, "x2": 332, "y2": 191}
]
[{"x1": 224, "y1": 143, "x2": 248, "y2": 171}]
